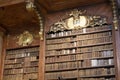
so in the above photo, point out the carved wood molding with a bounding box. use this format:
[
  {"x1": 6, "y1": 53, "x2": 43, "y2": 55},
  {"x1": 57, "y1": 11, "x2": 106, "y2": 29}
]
[
  {"x1": 0, "y1": 0, "x2": 25, "y2": 7},
  {"x1": 0, "y1": 26, "x2": 6, "y2": 34},
  {"x1": 49, "y1": 9, "x2": 108, "y2": 32}
]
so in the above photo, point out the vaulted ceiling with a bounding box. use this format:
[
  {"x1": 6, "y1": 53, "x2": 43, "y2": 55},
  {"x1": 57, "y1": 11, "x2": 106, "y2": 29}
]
[{"x1": 0, "y1": 0, "x2": 112, "y2": 34}]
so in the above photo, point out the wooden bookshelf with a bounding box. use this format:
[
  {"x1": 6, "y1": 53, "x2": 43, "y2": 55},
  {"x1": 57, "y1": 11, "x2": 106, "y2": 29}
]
[
  {"x1": 3, "y1": 47, "x2": 39, "y2": 80},
  {"x1": 45, "y1": 25, "x2": 116, "y2": 80}
]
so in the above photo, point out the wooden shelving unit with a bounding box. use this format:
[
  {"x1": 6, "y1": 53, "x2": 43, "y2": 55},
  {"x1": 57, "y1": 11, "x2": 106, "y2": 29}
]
[
  {"x1": 3, "y1": 47, "x2": 39, "y2": 80},
  {"x1": 45, "y1": 25, "x2": 116, "y2": 80}
]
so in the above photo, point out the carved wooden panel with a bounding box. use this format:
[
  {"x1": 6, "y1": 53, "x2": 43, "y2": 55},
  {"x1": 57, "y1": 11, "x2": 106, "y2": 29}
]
[{"x1": 45, "y1": 3, "x2": 113, "y2": 32}]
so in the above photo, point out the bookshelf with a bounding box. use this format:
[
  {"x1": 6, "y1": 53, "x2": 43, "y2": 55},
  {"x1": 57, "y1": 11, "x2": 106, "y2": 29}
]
[
  {"x1": 45, "y1": 25, "x2": 116, "y2": 80},
  {"x1": 3, "y1": 46, "x2": 39, "y2": 80}
]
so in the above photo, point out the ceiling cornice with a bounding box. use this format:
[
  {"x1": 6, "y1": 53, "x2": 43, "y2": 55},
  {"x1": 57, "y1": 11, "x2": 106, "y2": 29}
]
[{"x1": 0, "y1": 0, "x2": 25, "y2": 7}]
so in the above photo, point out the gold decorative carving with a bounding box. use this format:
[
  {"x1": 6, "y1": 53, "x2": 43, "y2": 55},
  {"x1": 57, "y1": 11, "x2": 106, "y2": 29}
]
[
  {"x1": 26, "y1": 0, "x2": 34, "y2": 11},
  {"x1": 25, "y1": 0, "x2": 44, "y2": 40},
  {"x1": 17, "y1": 31, "x2": 33, "y2": 46},
  {"x1": 111, "y1": 0, "x2": 119, "y2": 30},
  {"x1": 50, "y1": 9, "x2": 108, "y2": 32}
]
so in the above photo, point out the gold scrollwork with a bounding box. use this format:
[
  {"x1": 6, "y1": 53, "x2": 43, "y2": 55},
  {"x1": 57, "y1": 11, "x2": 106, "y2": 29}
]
[
  {"x1": 49, "y1": 9, "x2": 108, "y2": 32},
  {"x1": 17, "y1": 31, "x2": 33, "y2": 46}
]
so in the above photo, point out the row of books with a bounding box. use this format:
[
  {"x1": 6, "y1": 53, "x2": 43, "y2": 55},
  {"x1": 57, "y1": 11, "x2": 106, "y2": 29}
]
[
  {"x1": 46, "y1": 54, "x2": 76, "y2": 63},
  {"x1": 4, "y1": 67, "x2": 38, "y2": 74},
  {"x1": 46, "y1": 31, "x2": 112, "y2": 44},
  {"x1": 4, "y1": 68, "x2": 24, "y2": 74},
  {"x1": 77, "y1": 31, "x2": 112, "y2": 40},
  {"x1": 24, "y1": 61, "x2": 38, "y2": 67},
  {"x1": 46, "y1": 25, "x2": 111, "y2": 38},
  {"x1": 6, "y1": 47, "x2": 39, "y2": 55},
  {"x1": 46, "y1": 51, "x2": 113, "y2": 63},
  {"x1": 4, "y1": 63, "x2": 23, "y2": 69},
  {"x1": 5, "y1": 61, "x2": 38, "y2": 69},
  {"x1": 45, "y1": 25, "x2": 114, "y2": 80},
  {"x1": 5, "y1": 56, "x2": 38, "y2": 64},
  {"x1": 45, "y1": 62, "x2": 77, "y2": 71},
  {"x1": 46, "y1": 42, "x2": 77, "y2": 50},
  {"x1": 77, "y1": 50, "x2": 113, "y2": 60},
  {"x1": 46, "y1": 36, "x2": 112, "y2": 50},
  {"x1": 72, "y1": 25, "x2": 111, "y2": 35},
  {"x1": 45, "y1": 70, "x2": 77, "y2": 79},
  {"x1": 79, "y1": 78, "x2": 115, "y2": 80},
  {"x1": 24, "y1": 67, "x2": 38, "y2": 73},
  {"x1": 77, "y1": 44, "x2": 113, "y2": 53},
  {"x1": 4, "y1": 47, "x2": 39, "y2": 80},
  {"x1": 46, "y1": 49, "x2": 76, "y2": 56},
  {"x1": 6, "y1": 52, "x2": 39, "y2": 59},
  {"x1": 77, "y1": 36, "x2": 112, "y2": 46},
  {"x1": 5, "y1": 58, "x2": 24, "y2": 64},
  {"x1": 23, "y1": 73, "x2": 38, "y2": 80},
  {"x1": 45, "y1": 44, "x2": 112, "y2": 56},
  {"x1": 3, "y1": 73, "x2": 37, "y2": 80},
  {"x1": 78, "y1": 59, "x2": 114, "y2": 67},
  {"x1": 79, "y1": 68, "x2": 115, "y2": 76},
  {"x1": 3, "y1": 74, "x2": 23, "y2": 80},
  {"x1": 24, "y1": 56, "x2": 38, "y2": 61},
  {"x1": 45, "y1": 59, "x2": 114, "y2": 71},
  {"x1": 46, "y1": 36, "x2": 77, "y2": 44}
]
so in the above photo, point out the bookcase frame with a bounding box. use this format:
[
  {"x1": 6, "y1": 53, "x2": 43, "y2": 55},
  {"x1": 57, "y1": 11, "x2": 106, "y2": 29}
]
[{"x1": 3, "y1": 46, "x2": 39, "y2": 80}]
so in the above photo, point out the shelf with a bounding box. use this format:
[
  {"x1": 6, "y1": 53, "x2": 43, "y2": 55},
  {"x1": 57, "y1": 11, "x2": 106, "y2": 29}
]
[
  {"x1": 45, "y1": 68, "x2": 77, "y2": 72},
  {"x1": 46, "y1": 36, "x2": 112, "y2": 45},
  {"x1": 77, "y1": 35, "x2": 112, "y2": 41},
  {"x1": 3, "y1": 47, "x2": 39, "y2": 80},
  {"x1": 46, "y1": 35, "x2": 112, "y2": 46},
  {"x1": 4, "y1": 73, "x2": 23, "y2": 75},
  {"x1": 46, "y1": 34, "x2": 76, "y2": 40},
  {"x1": 23, "y1": 72, "x2": 38, "y2": 74},
  {"x1": 77, "y1": 56, "x2": 114, "y2": 61},
  {"x1": 80, "y1": 74, "x2": 115, "y2": 78},
  {"x1": 79, "y1": 65, "x2": 114, "y2": 69},
  {"x1": 45, "y1": 48, "x2": 113, "y2": 57},
  {"x1": 4, "y1": 72, "x2": 38, "y2": 75},
  {"x1": 5, "y1": 62, "x2": 23, "y2": 65},
  {"x1": 76, "y1": 48, "x2": 113, "y2": 54},
  {"x1": 45, "y1": 60, "x2": 76, "y2": 64},
  {"x1": 6, "y1": 56, "x2": 39, "y2": 60},
  {"x1": 46, "y1": 46, "x2": 77, "y2": 51},
  {"x1": 46, "y1": 26, "x2": 112, "y2": 40},
  {"x1": 24, "y1": 65, "x2": 38, "y2": 68},
  {"x1": 6, "y1": 51, "x2": 39, "y2": 56},
  {"x1": 45, "y1": 25, "x2": 115, "y2": 80},
  {"x1": 6, "y1": 56, "x2": 25, "y2": 60},
  {"x1": 46, "y1": 39, "x2": 77, "y2": 45},
  {"x1": 46, "y1": 42, "x2": 112, "y2": 51},
  {"x1": 76, "y1": 28, "x2": 112, "y2": 36},
  {"x1": 4, "y1": 67, "x2": 23, "y2": 70},
  {"x1": 77, "y1": 41, "x2": 113, "y2": 48},
  {"x1": 45, "y1": 53, "x2": 76, "y2": 57},
  {"x1": 30, "y1": 60, "x2": 39, "y2": 62}
]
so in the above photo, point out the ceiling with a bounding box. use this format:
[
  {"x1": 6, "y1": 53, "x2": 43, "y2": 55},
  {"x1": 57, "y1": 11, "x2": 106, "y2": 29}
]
[
  {"x1": 0, "y1": 0, "x2": 110, "y2": 34},
  {"x1": 38, "y1": 0, "x2": 108, "y2": 13}
]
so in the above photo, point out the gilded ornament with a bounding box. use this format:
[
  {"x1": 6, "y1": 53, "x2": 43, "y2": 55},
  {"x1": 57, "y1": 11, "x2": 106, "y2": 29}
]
[{"x1": 17, "y1": 31, "x2": 33, "y2": 46}]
